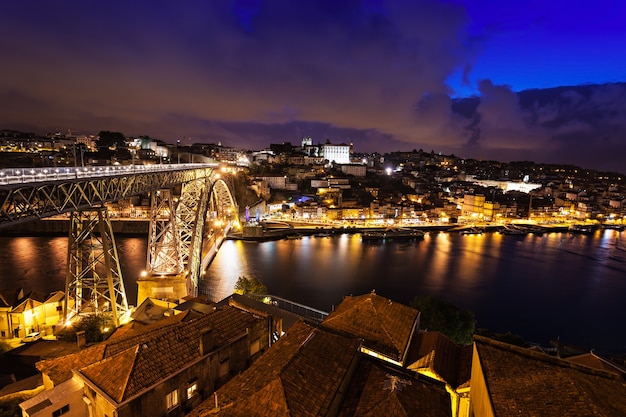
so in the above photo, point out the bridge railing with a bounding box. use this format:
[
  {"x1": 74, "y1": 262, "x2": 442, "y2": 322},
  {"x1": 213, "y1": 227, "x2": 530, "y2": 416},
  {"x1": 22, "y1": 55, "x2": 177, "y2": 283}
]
[
  {"x1": 0, "y1": 163, "x2": 217, "y2": 185},
  {"x1": 246, "y1": 294, "x2": 329, "y2": 322}
]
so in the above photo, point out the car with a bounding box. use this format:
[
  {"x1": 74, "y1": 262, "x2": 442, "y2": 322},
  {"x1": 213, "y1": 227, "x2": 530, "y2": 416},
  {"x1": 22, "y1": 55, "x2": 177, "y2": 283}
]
[{"x1": 21, "y1": 332, "x2": 42, "y2": 343}]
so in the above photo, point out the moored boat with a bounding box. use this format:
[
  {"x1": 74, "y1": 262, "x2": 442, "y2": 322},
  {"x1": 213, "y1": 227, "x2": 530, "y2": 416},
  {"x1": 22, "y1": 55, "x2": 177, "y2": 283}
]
[
  {"x1": 361, "y1": 228, "x2": 425, "y2": 241},
  {"x1": 568, "y1": 224, "x2": 597, "y2": 235},
  {"x1": 460, "y1": 227, "x2": 484, "y2": 235}
]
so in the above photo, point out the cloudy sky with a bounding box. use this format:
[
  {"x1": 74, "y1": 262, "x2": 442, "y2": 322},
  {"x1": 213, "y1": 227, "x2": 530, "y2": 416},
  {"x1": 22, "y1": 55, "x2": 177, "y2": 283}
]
[{"x1": 2, "y1": 1, "x2": 626, "y2": 173}]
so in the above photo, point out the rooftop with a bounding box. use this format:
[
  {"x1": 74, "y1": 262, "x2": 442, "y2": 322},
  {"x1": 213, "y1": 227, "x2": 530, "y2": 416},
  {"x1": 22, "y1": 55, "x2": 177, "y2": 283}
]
[
  {"x1": 406, "y1": 331, "x2": 472, "y2": 389},
  {"x1": 188, "y1": 320, "x2": 362, "y2": 416},
  {"x1": 473, "y1": 335, "x2": 626, "y2": 416},
  {"x1": 322, "y1": 292, "x2": 420, "y2": 363},
  {"x1": 38, "y1": 305, "x2": 262, "y2": 402}
]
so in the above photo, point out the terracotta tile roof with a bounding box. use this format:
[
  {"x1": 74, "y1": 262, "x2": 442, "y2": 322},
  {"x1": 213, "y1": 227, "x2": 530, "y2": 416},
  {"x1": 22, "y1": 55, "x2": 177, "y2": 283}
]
[
  {"x1": 474, "y1": 335, "x2": 626, "y2": 416},
  {"x1": 80, "y1": 346, "x2": 138, "y2": 402},
  {"x1": 219, "y1": 293, "x2": 303, "y2": 331},
  {"x1": 322, "y1": 293, "x2": 419, "y2": 363},
  {"x1": 38, "y1": 305, "x2": 261, "y2": 400},
  {"x1": 189, "y1": 320, "x2": 362, "y2": 417},
  {"x1": 567, "y1": 352, "x2": 626, "y2": 378},
  {"x1": 75, "y1": 305, "x2": 263, "y2": 403},
  {"x1": 406, "y1": 331, "x2": 472, "y2": 388},
  {"x1": 109, "y1": 307, "x2": 201, "y2": 339},
  {"x1": 37, "y1": 344, "x2": 107, "y2": 386},
  {"x1": 338, "y1": 356, "x2": 451, "y2": 417}
]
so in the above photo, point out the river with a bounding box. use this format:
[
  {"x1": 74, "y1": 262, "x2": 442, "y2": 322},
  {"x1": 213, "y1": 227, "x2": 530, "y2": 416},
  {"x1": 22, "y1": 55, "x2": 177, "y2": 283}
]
[{"x1": 1, "y1": 228, "x2": 625, "y2": 354}]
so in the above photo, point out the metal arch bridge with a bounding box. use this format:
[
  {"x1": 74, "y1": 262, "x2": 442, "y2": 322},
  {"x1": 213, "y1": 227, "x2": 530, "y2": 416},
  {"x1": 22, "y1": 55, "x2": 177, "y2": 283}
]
[{"x1": 0, "y1": 164, "x2": 239, "y2": 326}]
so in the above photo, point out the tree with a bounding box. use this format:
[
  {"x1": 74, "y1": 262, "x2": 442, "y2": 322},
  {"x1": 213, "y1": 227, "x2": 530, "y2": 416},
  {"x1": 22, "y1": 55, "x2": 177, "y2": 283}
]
[
  {"x1": 96, "y1": 131, "x2": 126, "y2": 160},
  {"x1": 234, "y1": 276, "x2": 268, "y2": 295},
  {"x1": 55, "y1": 315, "x2": 114, "y2": 344},
  {"x1": 410, "y1": 295, "x2": 475, "y2": 345}
]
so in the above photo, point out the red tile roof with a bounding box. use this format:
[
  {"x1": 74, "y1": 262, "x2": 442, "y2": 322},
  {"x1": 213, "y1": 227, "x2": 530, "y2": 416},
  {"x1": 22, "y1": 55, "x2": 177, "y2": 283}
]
[
  {"x1": 474, "y1": 335, "x2": 626, "y2": 416},
  {"x1": 406, "y1": 331, "x2": 472, "y2": 389},
  {"x1": 322, "y1": 293, "x2": 419, "y2": 363},
  {"x1": 567, "y1": 352, "x2": 626, "y2": 378},
  {"x1": 39, "y1": 305, "x2": 262, "y2": 403},
  {"x1": 189, "y1": 320, "x2": 362, "y2": 417},
  {"x1": 338, "y1": 356, "x2": 451, "y2": 417}
]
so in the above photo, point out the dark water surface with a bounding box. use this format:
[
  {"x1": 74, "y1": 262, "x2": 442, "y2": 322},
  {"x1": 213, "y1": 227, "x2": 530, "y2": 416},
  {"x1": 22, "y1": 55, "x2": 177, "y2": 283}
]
[{"x1": 1, "y1": 229, "x2": 625, "y2": 353}]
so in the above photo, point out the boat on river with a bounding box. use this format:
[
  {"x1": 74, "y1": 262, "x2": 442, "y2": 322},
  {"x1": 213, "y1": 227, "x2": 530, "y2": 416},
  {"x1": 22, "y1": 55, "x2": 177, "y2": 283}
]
[
  {"x1": 460, "y1": 227, "x2": 484, "y2": 235},
  {"x1": 361, "y1": 228, "x2": 425, "y2": 242},
  {"x1": 498, "y1": 225, "x2": 529, "y2": 235},
  {"x1": 568, "y1": 224, "x2": 598, "y2": 235}
]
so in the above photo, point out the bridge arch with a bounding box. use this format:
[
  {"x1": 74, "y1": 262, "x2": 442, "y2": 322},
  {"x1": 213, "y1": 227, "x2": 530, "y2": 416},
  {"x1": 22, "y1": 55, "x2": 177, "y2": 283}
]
[{"x1": 140, "y1": 172, "x2": 239, "y2": 303}]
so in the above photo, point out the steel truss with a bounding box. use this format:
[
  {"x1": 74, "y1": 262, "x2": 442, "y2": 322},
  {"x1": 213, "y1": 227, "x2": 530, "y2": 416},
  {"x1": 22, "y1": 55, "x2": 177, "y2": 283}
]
[
  {"x1": 209, "y1": 178, "x2": 238, "y2": 222},
  {"x1": 0, "y1": 167, "x2": 214, "y2": 228},
  {"x1": 176, "y1": 178, "x2": 210, "y2": 296},
  {"x1": 147, "y1": 189, "x2": 183, "y2": 276},
  {"x1": 64, "y1": 207, "x2": 130, "y2": 326},
  {"x1": 145, "y1": 175, "x2": 238, "y2": 297}
]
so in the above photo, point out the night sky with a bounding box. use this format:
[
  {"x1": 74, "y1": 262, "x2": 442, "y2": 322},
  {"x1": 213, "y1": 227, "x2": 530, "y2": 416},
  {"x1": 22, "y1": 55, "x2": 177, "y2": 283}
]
[{"x1": 2, "y1": 1, "x2": 626, "y2": 173}]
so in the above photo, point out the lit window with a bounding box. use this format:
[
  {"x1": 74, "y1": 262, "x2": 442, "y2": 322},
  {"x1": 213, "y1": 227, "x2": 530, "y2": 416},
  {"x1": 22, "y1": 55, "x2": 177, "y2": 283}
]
[
  {"x1": 166, "y1": 389, "x2": 179, "y2": 410},
  {"x1": 187, "y1": 382, "x2": 198, "y2": 399},
  {"x1": 52, "y1": 405, "x2": 70, "y2": 417}
]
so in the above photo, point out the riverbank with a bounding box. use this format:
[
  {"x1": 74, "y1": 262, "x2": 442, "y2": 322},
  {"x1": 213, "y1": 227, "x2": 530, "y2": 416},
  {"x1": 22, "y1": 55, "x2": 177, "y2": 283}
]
[
  {"x1": 226, "y1": 222, "x2": 573, "y2": 241},
  {"x1": 0, "y1": 218, "x2": 149, "y2": 236}
]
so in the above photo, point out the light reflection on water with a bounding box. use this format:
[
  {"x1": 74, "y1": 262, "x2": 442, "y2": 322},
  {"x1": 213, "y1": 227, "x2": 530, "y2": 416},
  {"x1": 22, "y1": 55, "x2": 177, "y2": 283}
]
[
  {"x1": 1, "y1": 230, "x2": 625, "y2": 353},
  {"x1": 202, "y1": 229, "x2": 626, "y2": 353}
]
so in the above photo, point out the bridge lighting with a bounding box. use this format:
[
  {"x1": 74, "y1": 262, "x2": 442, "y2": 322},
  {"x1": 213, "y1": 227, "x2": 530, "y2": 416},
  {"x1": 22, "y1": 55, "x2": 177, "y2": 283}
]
[{"x1": 140, "y1": 271, "x2": 148, "y2": 278}]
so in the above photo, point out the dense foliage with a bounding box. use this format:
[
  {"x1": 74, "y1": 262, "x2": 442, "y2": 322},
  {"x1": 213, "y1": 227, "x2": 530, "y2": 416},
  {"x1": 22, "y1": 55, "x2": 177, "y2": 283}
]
[
  {"x1": 410, "y1": 295, "x2": 475, "y2": 345},
  {"x1": 55, "y1": 315, "x2": 114, "y2": 344},
  {"x1": 234, "y1": 276, "x2": 268, "y2": 295}
]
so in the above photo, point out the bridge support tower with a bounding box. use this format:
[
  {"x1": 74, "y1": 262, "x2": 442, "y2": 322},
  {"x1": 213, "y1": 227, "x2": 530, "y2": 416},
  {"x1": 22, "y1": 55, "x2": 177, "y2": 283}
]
[{"x1": 63, "y1": 207, "x2": 130, "y2": 327}]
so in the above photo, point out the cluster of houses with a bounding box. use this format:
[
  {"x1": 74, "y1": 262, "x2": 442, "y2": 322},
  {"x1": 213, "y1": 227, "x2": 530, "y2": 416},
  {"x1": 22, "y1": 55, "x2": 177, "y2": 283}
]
[
  {"x1": 0, "y1": 289, "x2": 66, "y2": 341},
  {"x1": 2, "y1": 129, "x2": 625, "y2": 225},
  {"x1": 2, "y1": 291, "x2": 625, "y2": 416}
]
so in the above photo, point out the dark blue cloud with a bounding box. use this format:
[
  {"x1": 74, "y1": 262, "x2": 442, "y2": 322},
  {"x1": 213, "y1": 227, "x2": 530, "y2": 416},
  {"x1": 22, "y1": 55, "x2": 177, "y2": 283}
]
[{"x1": 0, "y1": 1, "x2": 625, "y2": 173}]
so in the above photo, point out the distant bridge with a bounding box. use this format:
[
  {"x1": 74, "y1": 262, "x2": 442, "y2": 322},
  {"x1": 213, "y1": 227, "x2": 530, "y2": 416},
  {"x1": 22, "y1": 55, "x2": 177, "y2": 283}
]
[{"x1": 0, "y1": 164, "x2": 239, "y2": 326}]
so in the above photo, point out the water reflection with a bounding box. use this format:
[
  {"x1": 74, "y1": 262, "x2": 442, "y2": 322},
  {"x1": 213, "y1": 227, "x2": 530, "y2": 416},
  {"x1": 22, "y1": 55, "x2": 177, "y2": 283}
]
[
  {"x1": 2, "y1": 230, "x2": 626, "y2": 353},
  {"x1": 202, "y1": 230, "x2": 626, "y2": 353}
]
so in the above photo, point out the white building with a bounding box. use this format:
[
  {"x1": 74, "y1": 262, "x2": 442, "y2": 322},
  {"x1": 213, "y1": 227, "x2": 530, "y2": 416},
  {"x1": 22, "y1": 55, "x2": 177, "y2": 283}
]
[{"x1": 322, "y1": 143, "x2": 351, "y2": 165}]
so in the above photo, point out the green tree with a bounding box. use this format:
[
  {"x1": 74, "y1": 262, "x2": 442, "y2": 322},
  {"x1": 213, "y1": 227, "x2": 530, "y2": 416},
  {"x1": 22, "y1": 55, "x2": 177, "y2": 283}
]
[
  {"x1": 55, "y1": 315, "x2": 114, "y2": 343},
  {"x1": 234, "y1": 276, "x2": 268, "y2": 295},
  {"x1": 410, "y1": 295, "x2": 475, "y2": 345}
]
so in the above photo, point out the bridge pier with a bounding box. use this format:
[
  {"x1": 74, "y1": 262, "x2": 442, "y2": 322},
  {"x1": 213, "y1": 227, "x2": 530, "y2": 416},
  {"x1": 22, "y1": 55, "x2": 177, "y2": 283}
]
[{"x1": 63, "y1": 207, "x2": 130, "y2": 327}]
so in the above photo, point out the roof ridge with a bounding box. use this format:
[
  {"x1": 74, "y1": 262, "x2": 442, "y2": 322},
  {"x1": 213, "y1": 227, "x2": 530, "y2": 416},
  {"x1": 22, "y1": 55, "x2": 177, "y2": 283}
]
[
  {"x1": 372, "y1": 299, "x2": 403, "y2": 352},
  {"x1": 80, "y1": 344, "x2": 140, "y2": 403},
  {"x1": 119, "y1": 345, "x2": 141, "y2": 402},
  {"x1": 322, "y1": 296, "x2": 367, "y2": 323},
  {"x1": 474, "y1": 335, "x2": 623, "y2": 380}
]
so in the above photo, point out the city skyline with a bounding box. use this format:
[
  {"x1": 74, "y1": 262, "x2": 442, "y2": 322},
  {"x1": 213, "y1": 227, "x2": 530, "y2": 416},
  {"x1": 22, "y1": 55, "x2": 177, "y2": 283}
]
[{"x1": 2, "y1": 1, "x2": 626, "y2": 173}]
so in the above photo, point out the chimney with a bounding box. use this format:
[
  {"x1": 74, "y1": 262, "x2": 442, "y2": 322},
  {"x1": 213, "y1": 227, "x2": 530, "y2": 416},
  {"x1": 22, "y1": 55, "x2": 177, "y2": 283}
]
[
  {"x1": 199, "y1": 328, "x2": 214, "y2": 356},
  {"x1": 76, "y1": 330, "x2": 87, "y2": 349}
]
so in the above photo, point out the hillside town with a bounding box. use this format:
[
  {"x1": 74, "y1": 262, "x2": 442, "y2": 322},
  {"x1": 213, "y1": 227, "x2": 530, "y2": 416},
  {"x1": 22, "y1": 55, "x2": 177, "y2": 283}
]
[{"x1": 1, "y1": 129, "x2": 625, "y2": 228}]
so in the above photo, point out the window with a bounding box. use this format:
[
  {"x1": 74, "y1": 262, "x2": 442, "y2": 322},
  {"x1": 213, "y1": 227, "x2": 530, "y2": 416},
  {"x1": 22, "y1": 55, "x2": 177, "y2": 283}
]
[
  {"x1": 187, "y1": 382, "x2": 198, "y2": 399},
  {"x1": 52, "y1": 405, "x2": 70, "y2": 417},
  {"x1": 166, "y1": 389, "x2": 179, "y2": 410}
]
